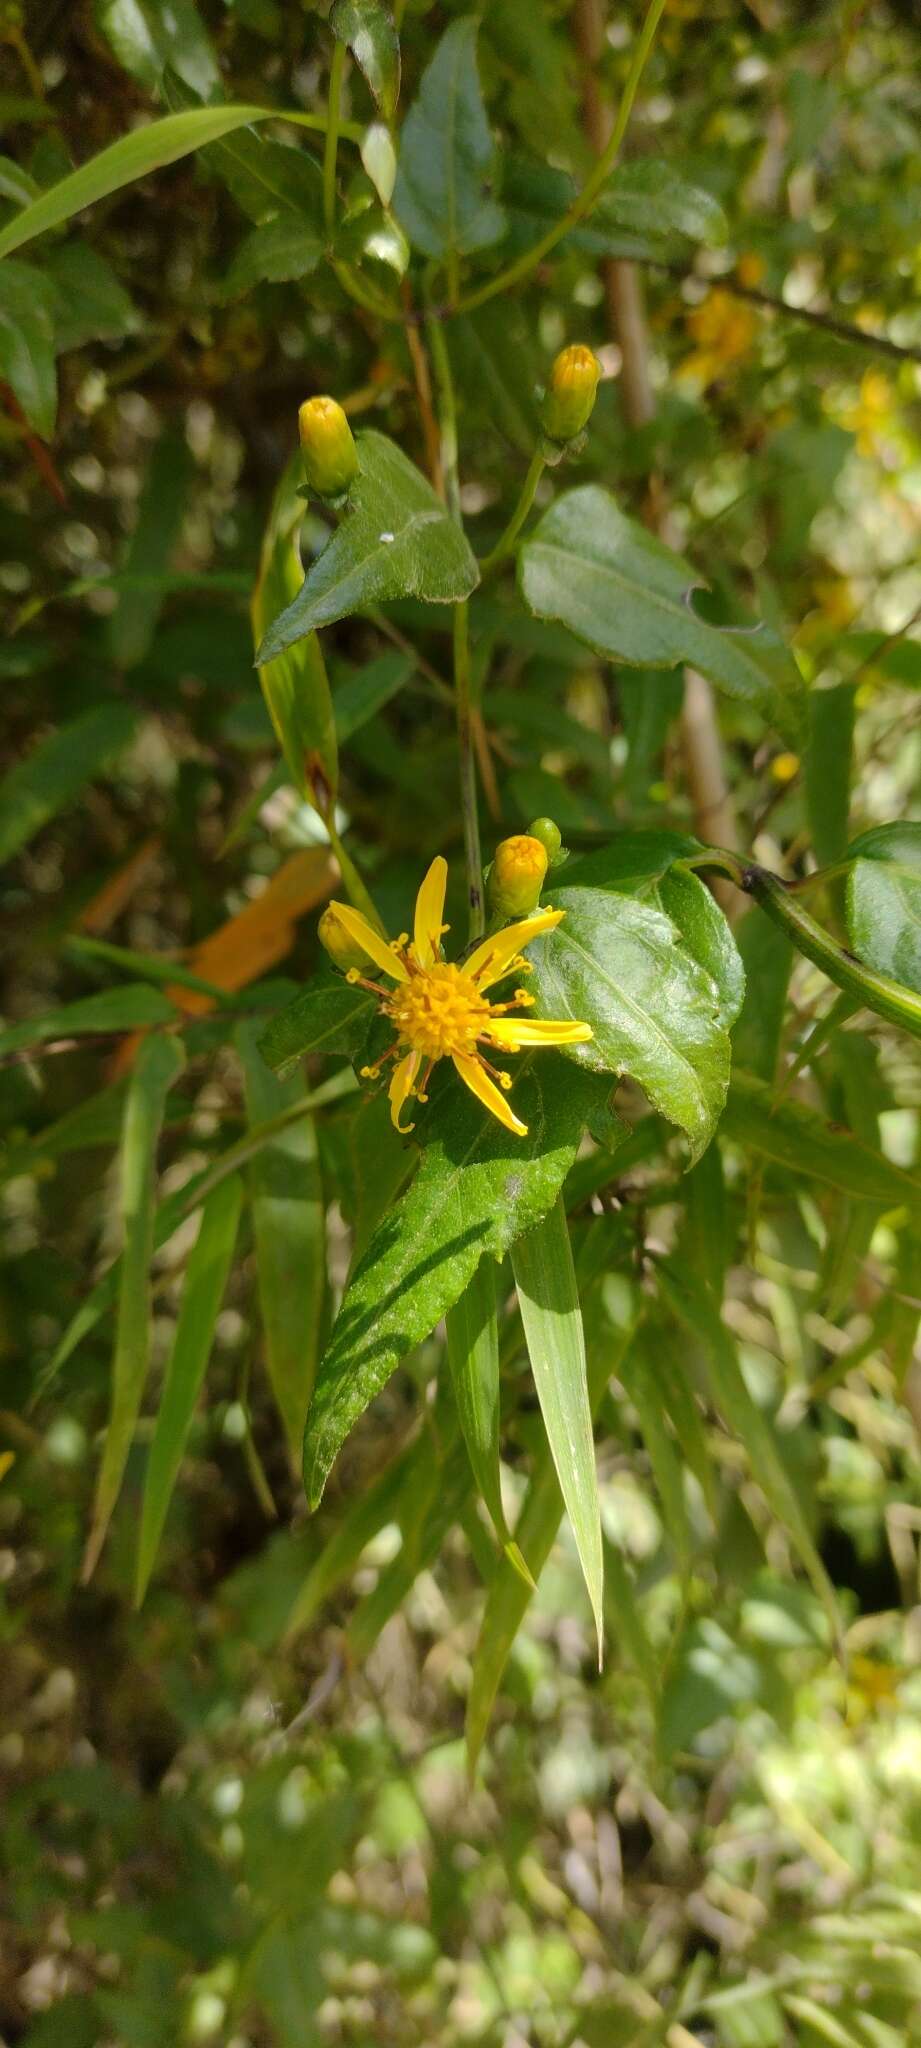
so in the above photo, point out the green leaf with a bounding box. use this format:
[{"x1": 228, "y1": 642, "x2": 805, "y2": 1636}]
[
  {"x1": 360, "y1": 121, "x2": 397, "y2": 208},
  {"x1": 392, "y1": 17, "x2": 505, "y2": 260},
  {"x1": 255, "y1": 432, "x2": 478, "y2": 666},
  {"x1": 43, "y1": 241, "x2": 139, "y2": 352},
  {"x1": 320, "y1": 1091, "x2": 414, "y2": 1267},
  {"x1": 284, "y1": 1432, "x2": 428, "y2": 1641},
  {"x1": 724, "y1": 1070, "x2": 921, "y2": 1212},
  {"x1": 255, "y1": 432, "x2": 478, "y2": 663},
  {"x1": 806, "y1": 683, "x2": 855, "y2": 867},
  {"x1": 224, "y1": 215, "x2": 323, "y2": 294},
  {"x1": 107, "y1": 430, "x2": 194, "y2": 671},
  {"x1": 511, "y1": 1197, "x2": 603, "y2": 1659},
  {"x1": 519, "y1": 487, "x2": 805, "y2": 741},
  {"x1": 253, "y1": 454, "x2": 338, "y2": 811},
  {"x1": 558, "y1": 829, "x2": 701, "y2": 895},
  {"x1": 528, "y1": 884, "x2": 730, "y2": 1161},
  {"x1": 0, "y1": 259, "x2": 57, "y2": 436},
  {"x1": 445, "y1": 1260, "x2": 531, "y2": 1582},
  {"x1": 333, "y1": 649, "x2": 413, "y2": 741},
  {"x1": 731, "y1": 906, "x2": 792, "y2": 1084},
  {"x1": 83, "y1": 1033, "x2": 186, "y2": 1580},
  {"x1": 846, "y1": 823, "x2": 921, "y2": 995},
  {"x1": 238, "y1": 1023, "x2": 326, "y2": 1457},
  {"x1": 303, "y1": 1054, "x2": 607, "y2": 1509},
  {"x1": 257, "y1": 969, "x2": 378, "y2": 1080},
  {"x1": 658, "y1": 1263, "x2": 840, "y2": 1647},
  {"x1": 0, "y1": 104, "x2": 275, "y2": 261},
  {"x1": 94, "y1": 0, "x2": 220, "y2": 96},
  {"x1": 0, "y1": 983, "x2": 176, "y2": 1059},
  {"x1": 135, "y1": 1174, "x2": 243, "y2": 1603},
  {"x1": 0, "y1": 701, "x2": 138, "y2": 865},
  {"x1": 618, "y1": 1335, "x2": 694, "y2": 1568},
  {"x1": 501, "y1": 155, "x2": 727, "y2": 264},
  {"x1": 656, "y1": 866, "x2": 746, "y2": 1031},
  {"x1": 658, "y1": 1617, "x2": 761, "y2": 1757},
  {"x1": 331, "y1": 0, "x2": 401, "y2": 121},
  {"x1": 601, "y1": 158, "x2": 727, "y2": 246}
]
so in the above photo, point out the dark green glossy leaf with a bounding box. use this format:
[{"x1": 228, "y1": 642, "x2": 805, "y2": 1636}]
[
  {"x1": 257, "y1": 969, "x2": 378, "y2": 1080},
  {"x1": 255, "y1": 432, "x2": 478, "y2": 666},
  {"x1": 393, "y1": 17, "x2": 505, "y2": 259},
  {"x1": 0, "y1": 259, "x2": 57, "y2": 436},
  {"x1": 331, "y1": 0, "x2": 400, "y2": 120},
  {"x1": 95, "y1": 0, "x2": 220, "y2": 95},
  {"x1": 501, "y1": 155, "x2": 726, "y2": 263},
  {"x1": 656, "y1": 866, "x2": 746, "y2": 1031},
  {"x1": 846, "y1": 823, "x2": 921, "y2": 995},
  {"x1": 0, "y1": 701, "x2": 138, "y2": 865},
  {"x1": 519, "y1": 487, "x2": 805, "y2": 741},
  {"x1": 528, "y1": 884, "x2": 730, "y2": 1160},
  {"x1": 553, "y1": 829, "x2": 700, "y2": 895},
  {"x1": 303, "y1": 1054, "x2": 607, "y2": 1508}
]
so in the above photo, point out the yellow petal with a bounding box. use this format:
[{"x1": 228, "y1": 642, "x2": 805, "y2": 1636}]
[
  {"x1": 413, "y1": 855, "x2": 448, "y2": 968},
  {"x1": 389, "y1": 1050, "x2": 421, "y2": 1131},
  {"x1": 464, "y1": 909, "x2": 563, "y2": 991},
  {"x1": 325, "y1": 898, "x2": 407, "y2": 982},
  {"x1": 453, "y1": 1052, "x2": 527, "y2": 1135},
  {"x1": 482, "y1": 1018, "x2": 593, "y2": 1048}
]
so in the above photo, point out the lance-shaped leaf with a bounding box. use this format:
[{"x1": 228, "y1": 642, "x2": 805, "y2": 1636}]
[
  {"x1": 238, "y1": 1023, "x2": 326, "y2": 1457},
  {"x1": 519, "y1": 486, "x2": 805, "y2": 742},
  {"x1": 846, "y1": 823, "x2": 921, "y2": 996},
  {"x1": 331, "y1": 0, "x2": 400, "y2": 121},
  {"x1": 83, "y1": 1033, "x2": 186, "y2": 1581},
  {"x1": 511, "y1": 1198, "x2": 603, "y2": 1659},
  {"x1": 0, "y1": 701, "x2": 138, "y2": 865},
  {"x1": 527, "y1": 885, "x2": 730, "y2": 1162},
  {"x1": 0, "y1": 260, "x2": 58, "y2": 436},
  {"x1": 255, "y1": 432, "x2": 478, "y2": 667},
  {"x1": 135, "y1": 1173, "x2": 243, "y2": 1605},
  {"x1": 445, "y1": 1261, "x2": 532, "y2": 1584},
  {"x1": 0, "y1": 983, "x2": 177, "y2": 1059},
  {"x1": 392, "y1": 16, "x2": 505, "y2": 259},
  {"x1": 252, "y1": 454, "x2": 338, "y2": 815},
  {"x1": 302, "y1": 1056, "x2": 608, "y2": 1509},
  {"x1": 724, "y1": 1070, "x2": 921, "y2": 1212}
]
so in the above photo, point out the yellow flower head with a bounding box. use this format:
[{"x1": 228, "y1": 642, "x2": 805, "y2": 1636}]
[{"x1": 327, "y1": 857, "x2": 592, "y2": 1136}]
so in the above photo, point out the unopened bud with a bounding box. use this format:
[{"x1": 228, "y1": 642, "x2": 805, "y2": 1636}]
[
  {"x1": 540, "y1": 344, "x2": 601, "y2": 444},
  {"x1": 488, "y1": 834, "x2": 548, "y2": 917},
  {"x1": 526, "y1": 816, "x2": 562, "y2": 860},
  {"x1": 318, "y1": 902, "x2": 369, "y2": 972},
  {"x1": 298, "y1": 396, "x2": 359, "y2": 499}
]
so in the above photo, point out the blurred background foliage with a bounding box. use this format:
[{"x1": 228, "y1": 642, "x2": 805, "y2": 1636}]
[{"x1": 2, "y1": 1, "x2": 921, "y2": 2043}]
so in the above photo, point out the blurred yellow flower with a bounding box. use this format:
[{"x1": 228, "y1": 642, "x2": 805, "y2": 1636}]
[{"x1": 679, "y1": 289, "x2": 757, "y2": 388}]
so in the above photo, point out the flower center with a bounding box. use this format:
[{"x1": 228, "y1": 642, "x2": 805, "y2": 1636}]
[{"x1": 383, "y1": 961, "x2": 492, "y2": 1060}]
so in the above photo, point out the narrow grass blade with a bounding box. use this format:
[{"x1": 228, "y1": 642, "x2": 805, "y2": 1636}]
[
  {"x1": 237, "y1": 1021, "x2": 325, "y2": 1459},
  {"x1": 135, "y1": 1174, "x2": 243, "y2": 1604},
  {"x1": 445, "y1": 1260, "x2": 533, "y2": 1587}
]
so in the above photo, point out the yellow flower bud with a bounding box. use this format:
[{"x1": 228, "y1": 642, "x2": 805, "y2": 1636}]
[
  {"x1": 540, "y1": 344, "x2": 601, "y2": 444},
  {"x1": 298, "y1": 396, "x2": 359, "y2": 499},
  {"x1": 488, "y1": 834, "x2": 549, "y2": 917},
  {"x1": 318, "y1": 902, "x2": 371, "y2": 972}
]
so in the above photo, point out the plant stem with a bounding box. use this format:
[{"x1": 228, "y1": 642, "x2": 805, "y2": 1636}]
[
  {"x1": 479, "y1": 449, "x2": 546, "y2": 576},
  {"x1": 323, "y1": 38, "x2": 346, "y2": 237},
  {"x1": 426, "y1": 314, "x2": 486, "y2": 937},
  {"x1": 426, "y1": 314, "x2": 461, "y2": 522},
  {"x1": 455, "y1": 0, "x2": 667, "y2": 315},
  {"x1": 325, "y1": 815, "x2": 385, "y2": 933}
]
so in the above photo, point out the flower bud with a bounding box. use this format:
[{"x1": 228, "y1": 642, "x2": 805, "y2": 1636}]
[
  {"x1": 488, "y1": 834, "x2": 548, "y2": 918},
  {"x1": 526, "y1": 816, "x2": 562, "y2": 860},
  {"x1": 298, "y1": 396, "x2": 359, "y2": 499},
  {"x1": 318, "y1": 902, "x2": 370, "y2": 973},
  {"x1": 540, "y1": 344, "x2": 601, "y2": 444}
]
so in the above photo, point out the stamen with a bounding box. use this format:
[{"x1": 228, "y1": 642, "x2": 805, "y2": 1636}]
[{"x1": 347, "y1": 970, "x2": 387, "y2": 996}]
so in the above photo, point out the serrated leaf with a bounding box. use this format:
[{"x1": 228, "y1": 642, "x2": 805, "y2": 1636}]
[
  {"x1": 846, "y1": 823, "x2": 921, "y2": 995},
  {"x1": 95, "y1": 0, "x2": 219, "y2": 97},
  {"x1": 332, "y1": 0, "x2": 400, "y2": 121},
  {"x1": 0, "y1": 259, "x2": 57, "y2": 436},
  {"x1": 255, "y1": 431, "x2": 478, "y2": 666},
  {"x1": 519, "y1": 487, "x2": 805, "y2": 741},
  {"x1": 511, "y1": 1198, "x2": 603, "y2": 1658},
  {"x1": 238, "y1": 1023, "x2": 326, "y2": 1455},
  {"x1": 224, "y1": 216, "x2": 323, "y2": 294},
  {"x1": 257, "y1": 969, "x2": 378, "y2": 1079},
  {"x1": 392, "y1": 16, "x2": 505, "y2": 259},
  {"x1": 303, "y1": 1055, "x2": 607, "y2": 1509},
  {"x1": 528, "y1": 884, "x2": 730, "y2": 1161},
  {"x1": 0, "y1": 701, "x2": 138, "y2": 865},
  {"x1": 83, "y1": 1033, "x2": 187, "y2": 1580},
  {"x1": 135, "y1": 1174, "x2": 243, "y2": 1603},
  {"x1": 252, "y1": 454, "x2": 338, "y2": 810}
]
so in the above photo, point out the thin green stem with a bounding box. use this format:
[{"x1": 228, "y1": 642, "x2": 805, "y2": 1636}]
[
  {"x1": 331, "y1": 256, "x2": 401, "y2": 323},
  {"x1": 455, "y1": 0, "x2": 667, "y2": 315},
  {"x1": 175, "y1": 1071, "x2": 357, "y2": 1225},
  {"x1": 325, "y1": 815, "x2": 385, "y2": 933},
  {"x1": 454, "y1": 601, "x2": 485, "y2": 940},
  {"x1": 426, "y1": 314, "x2": 461, "y2": 522},
  {"x1": 323, "y1": 38, "x2": 346, "y2": 237},
  {"x1": 479, "y1": 449, "x2": 546, "y2": 576}
]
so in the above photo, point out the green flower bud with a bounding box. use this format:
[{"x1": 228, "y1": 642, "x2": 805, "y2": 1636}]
[
  {"x1": 488, "y1": 834, "x2": 549, "y2": 917},
  {"x1": 298, "y1": 396, "x2": 359, "y2": 499},
  {"x1": 318, "y1": 902, "x2": 370, "y2": 972},
  {"x1": 526, "y1": 816, "x2": 563, "y2": 860},
  {"x1": 540, "y1": 344, "x2": 601, "y2": 444}
]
